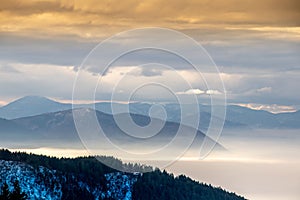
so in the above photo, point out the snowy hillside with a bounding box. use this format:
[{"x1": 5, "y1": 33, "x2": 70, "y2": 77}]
[
  {"x1": 0, "y1": 160, "x2": 137, "y2": 200},
  {"x1": 105, "y1": 172, "x2": 138, "y2": 200},
  {"x1": 0, "y1": 149, "x2": 246, "y2": 200}
]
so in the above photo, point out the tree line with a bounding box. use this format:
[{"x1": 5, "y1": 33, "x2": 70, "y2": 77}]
[
  {"x1": 0, "y1": 149, "x2": 246, "y2": 200},
  {"x1": 132, "y1": 169, "x2": 246, "y2": 200}
]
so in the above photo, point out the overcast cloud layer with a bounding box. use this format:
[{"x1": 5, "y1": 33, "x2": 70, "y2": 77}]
[{"x1": 0, "y1": 0, "x2": 299, "y2": 112}]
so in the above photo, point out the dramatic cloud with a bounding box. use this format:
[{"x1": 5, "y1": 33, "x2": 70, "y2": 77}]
[
  {"x1": 177, "y1": 89, "x2": 222, "y2": 95},
  {"x1": 0, "y1": 63, "x2": 78, "y2": 101},
  {"x1": 256, "y1": 87, "x2": 272, "y2": 93},
  {"x1": 0, "y1": 0, "x2": 299, "y2": 110},
  {"x1": 206, "y1": 90, "x2": 222, "y2": 95},
  {"x1": 236, "y1": 103, "x2": 297, "y2": 113},
  {"x1": 177, "y1": 89, "x2": 205, "y2": 95},
  {"x1": 140, "y1": 67, "x2": 164, "y2": 77},
  {"x1": 0, "y1": 0, "x2": 299, "y2": 39}
]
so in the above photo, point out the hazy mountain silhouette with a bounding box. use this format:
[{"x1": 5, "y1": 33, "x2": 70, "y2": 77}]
[
  {"x1": 0, "y1": 96, "x2": 299, "y2": 129},
  {"x1": 0, "y1": 109, "x2": 225, "y2": 151},
  {"x1": 0, "y1": 96, "x2": 71, "y2": 119}
]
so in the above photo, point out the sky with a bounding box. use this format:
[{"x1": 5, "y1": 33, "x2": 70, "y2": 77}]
[{"x1": 0, "y1": 0, "x2": 299, "y2": 112}]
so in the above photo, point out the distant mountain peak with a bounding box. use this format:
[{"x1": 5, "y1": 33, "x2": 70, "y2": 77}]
[
  {"x1": 0, "y1": 96, "x2": 71, "y2": 119},
  {"x1": 13, "y1": 95, "x2": 56, "y2": 103}
]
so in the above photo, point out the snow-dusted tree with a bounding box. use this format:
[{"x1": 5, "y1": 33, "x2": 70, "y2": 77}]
[
  {"x1": 0, "y1": 182, "x2": 10, "y2": 200},
  {"x1": 9, "y1": 180, "x2": 27, "y2": 200}
]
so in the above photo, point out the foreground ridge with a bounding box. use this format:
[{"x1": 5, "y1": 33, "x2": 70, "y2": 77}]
[{"x1": 0, "y1": 149, "x2": 246, "y2": 200}]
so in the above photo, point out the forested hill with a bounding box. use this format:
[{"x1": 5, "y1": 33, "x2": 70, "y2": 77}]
[
  {"x1": 0, "y1": 149, "x2": 246, "y2": 200},
  {"x1": 133, "y1": 170, "x2": 246, "y2": 200}
]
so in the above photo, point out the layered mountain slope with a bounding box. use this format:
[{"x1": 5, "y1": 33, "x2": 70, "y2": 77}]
[{"x1": 1, "y1": 109, "x2": 224, "y2": 151}]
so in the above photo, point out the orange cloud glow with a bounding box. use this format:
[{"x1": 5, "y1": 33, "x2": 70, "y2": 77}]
[{"x1": 0, "y1": 0, "x2": 299, "y2": 40}]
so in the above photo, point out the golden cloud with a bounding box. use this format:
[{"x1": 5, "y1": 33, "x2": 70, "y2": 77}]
[{"x1": 0, "y1": 0, "x2": 299, "y2": 39}]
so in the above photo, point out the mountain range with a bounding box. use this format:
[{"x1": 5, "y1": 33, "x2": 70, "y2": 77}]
[
  {"x1": 0, "y1": 96, "x2": 299, "y2": 129},
  {"x1": 0, "y1": 107, "x2": 224, "y2": 152}
]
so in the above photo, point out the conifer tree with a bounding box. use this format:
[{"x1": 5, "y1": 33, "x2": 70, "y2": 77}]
[
  {"x1": 0, "y1": 182, "x2": 10, "y2": 200},
  {"x1": 10, "y1": 180, "x2": 27, "y2": 200}
]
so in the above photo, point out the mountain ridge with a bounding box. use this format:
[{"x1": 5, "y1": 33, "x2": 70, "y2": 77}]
[
  {"x1": 0, "y1": 149, "x2": 246, "y2": 200},
  {"x1": 1, "y1": 108, "x2": 225, "y2": 151},
  {"x1": 0, "y1": 96, "x2": 299, "y2": 129}
]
